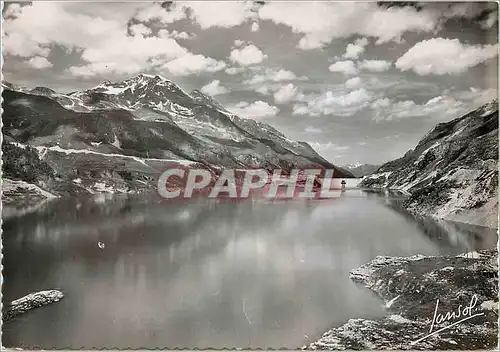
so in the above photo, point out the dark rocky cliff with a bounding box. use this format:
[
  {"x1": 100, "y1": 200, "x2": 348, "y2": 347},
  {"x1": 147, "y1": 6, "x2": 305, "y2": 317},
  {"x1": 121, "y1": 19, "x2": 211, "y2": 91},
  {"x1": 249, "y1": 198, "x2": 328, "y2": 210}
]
[{"x1": 359, "y1": 100, "x2": 498, "y2": 228}]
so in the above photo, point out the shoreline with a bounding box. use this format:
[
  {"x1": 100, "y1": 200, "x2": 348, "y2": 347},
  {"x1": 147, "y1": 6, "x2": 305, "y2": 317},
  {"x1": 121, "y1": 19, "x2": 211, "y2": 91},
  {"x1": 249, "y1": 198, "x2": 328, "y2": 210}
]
[
  {"x1": 5, "y1": 183, "x2": 497, "y2": 230},
  {"x1": 307, "y1": 249, "x2": 498, "y2": 350},
  {"x1": 356, "y1": 185, "x2": 498, "y2": 230}
]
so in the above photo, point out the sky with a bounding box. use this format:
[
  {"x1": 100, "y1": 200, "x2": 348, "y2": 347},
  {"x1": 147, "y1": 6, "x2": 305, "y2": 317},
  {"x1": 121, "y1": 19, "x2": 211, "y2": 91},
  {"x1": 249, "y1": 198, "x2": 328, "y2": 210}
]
[{"x1": 2, "y1": 1, "x2": 498, "y2": 166}]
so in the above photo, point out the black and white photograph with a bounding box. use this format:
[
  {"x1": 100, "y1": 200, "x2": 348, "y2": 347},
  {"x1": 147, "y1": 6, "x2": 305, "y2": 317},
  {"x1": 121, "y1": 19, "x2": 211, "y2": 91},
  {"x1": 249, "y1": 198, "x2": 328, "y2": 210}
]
[{"x1": 1, "y1": 1, "x2": 498, "y2": 350}]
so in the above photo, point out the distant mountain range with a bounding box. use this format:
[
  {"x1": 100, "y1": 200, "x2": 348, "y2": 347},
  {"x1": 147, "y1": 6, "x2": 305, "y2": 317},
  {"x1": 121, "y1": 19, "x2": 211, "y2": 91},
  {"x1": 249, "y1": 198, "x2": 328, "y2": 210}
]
[
  {"x1": 342, "y1": 163, "x2": 380, "y2": 178},
  {"x1": 360, "y1": 100, "x2": 498, "y2": 228},
  {"x1": 1, "y1": 74, "x2": 353, "y2": 201}
]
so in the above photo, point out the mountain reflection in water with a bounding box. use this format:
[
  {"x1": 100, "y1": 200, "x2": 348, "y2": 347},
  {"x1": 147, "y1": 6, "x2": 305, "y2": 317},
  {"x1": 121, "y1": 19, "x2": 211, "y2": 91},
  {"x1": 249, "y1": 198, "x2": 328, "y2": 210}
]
[{"x1": 2, "y1": 190, "x2": 497, "y2": 349}]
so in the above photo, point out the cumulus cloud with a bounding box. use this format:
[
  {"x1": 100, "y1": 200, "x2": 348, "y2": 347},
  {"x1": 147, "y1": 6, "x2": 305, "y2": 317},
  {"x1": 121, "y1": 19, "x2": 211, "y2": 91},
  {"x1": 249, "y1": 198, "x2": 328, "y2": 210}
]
[
  {"x1": 395, "y1": 38, "x2": 498, "y2": 75},
  {"x1": 225, "y1": 66, "x2": 246, "y2": 75},
  {"x1": 255, "y1": 86, "x2": 272, "y2": 95},
  {"x1": 27, "y1": 56, "x2": 53, "y2": 69},
  {"x1": 370, "y1": 97, "x2": 391, "y2": 109},
  {"x1": 370, "y1": 86, "x2": 497, "y2": 122},
  {"x1": 135, "y1": 2, "x2": 187, "y2": 23},
  {"x1": 329, "y1": 60, "x2": 357, "y2": 75},
  {"x1": 305, "y1": 126, "x2": 323, "y2": 134},
  {"x1": 2, "y1": 31, "x2": 51, "y2": 58},
  {"x1": 306, "y1": 142, "x2": 350, "y2": 160},
  {"x1": 229, "y1": 44, "x2": 267, "y2": 66},
  {"x1": 3, "y1": 3, "x2": 23, "y2": 18},
  {"x1": 185, "y1": 1, "x2": 257, "y2": 29},
  {"x1": 200, "y1": 80, "x2": 229, "y2": 96},
  {"x1": 251, "y1": 22, "x2": 260, "y2": 32},
  {"x1": 440, "y1": 2, "x2": 495, "y2": 21},
  {"x1": 162, "y1": 53, "x2": 226, "y2": 76},
  {"x1": 244, "y1": 67, "x2": 298, "y2": 85},
  {"x1": 293, "y1": 88, "x2": 372, "y2": 117},
  {"x1": 273, "y1": 83, "x2": 303, "y2": 104},
  {"x1": 228, "y1": 100, "x2": 280, "y2": 119},
  {"x1": 233, "y1": 39, "x2": 245, "y2": 47},
  {"x1": 297, "y1": 33, "x2": 332, "y2": 50},
  {"x1": 257, "y1": 2, "x2": 439, "y2": 49},
  {"x1": 129, "y1": 23, "x2": 152, "y2": 37},
  {"x1": 134, "y1": 0, "x2": 265, "y2": 30},
  {"x1": 342, "y1": 37, "x2": 369, "y2": 59},
  {"x1": 451, "y1": 87, "x2": 498, "y2": 107},
  {"x1": 168, "y1": 30, "x2": 196, "y2": 40},
  {"x1": 358, "y1": 60, "x2": 392, "y2": 72},
  {"x1": 291, "y1": 105, "x2": 310, "y2": 116},
  {"x1": 241, "y1": 67, "x2": 304, "y2": 96},
  {"x1": 344, "y1": 77, "x2": 362, "y2": 89},
  {"x1": 371, "y1": 95, "x2": 467, "y2": 121},
  {"x1": 2, "y1": 2, "x2": 227, "y2": 78},
  {"x1": 480, "y1": 11, "x2": 498, "y2": 29}
]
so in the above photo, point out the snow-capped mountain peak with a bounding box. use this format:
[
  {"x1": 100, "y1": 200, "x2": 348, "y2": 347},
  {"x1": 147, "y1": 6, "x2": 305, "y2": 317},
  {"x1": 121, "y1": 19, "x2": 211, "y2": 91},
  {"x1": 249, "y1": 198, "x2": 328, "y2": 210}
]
[
  {"x1": 93, "y1": 73, "x2": 177, "y2": 93},
  {"x1": 59, "y1": 73, "x2": 195, "y2": 114},
  {"x1": 1, "y1": 81, "x2": 30, "y2": 93},
  {"x1": 99, "y1": 80, "x2": 112, "y2": 86},
  {"x1": 478, "y1": 99, "x2": 498, "y2": 117},
  {"x1": 30, "y1": 87, "x2": 57, "y2": 96},
  {"x1": 342, "y1": 163, "x2": 380, "y2": 177},
  {"x1": 344, "y1": 162, "x2": 363, "y2": 169}
]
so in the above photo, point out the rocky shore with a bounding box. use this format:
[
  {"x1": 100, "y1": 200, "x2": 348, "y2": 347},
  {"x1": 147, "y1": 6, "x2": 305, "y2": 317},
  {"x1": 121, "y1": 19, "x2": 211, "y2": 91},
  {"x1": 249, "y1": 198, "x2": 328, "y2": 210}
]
[
  {"x1": 307, "y1": 249, "x2": 498, "y2": 350},
  {"x1": 3, "y1": 290, "x2": 64, "y2": 322}
]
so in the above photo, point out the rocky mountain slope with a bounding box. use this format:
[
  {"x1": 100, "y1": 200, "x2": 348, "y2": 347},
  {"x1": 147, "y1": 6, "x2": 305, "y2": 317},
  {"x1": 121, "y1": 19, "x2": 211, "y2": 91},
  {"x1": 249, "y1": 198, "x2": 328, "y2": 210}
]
[
  {"x1": 359, "y1": 100, "x2": 498, "y2": 228},
  {"x1": 2, "y1": 74, "x2": 353, "y2": 202}
]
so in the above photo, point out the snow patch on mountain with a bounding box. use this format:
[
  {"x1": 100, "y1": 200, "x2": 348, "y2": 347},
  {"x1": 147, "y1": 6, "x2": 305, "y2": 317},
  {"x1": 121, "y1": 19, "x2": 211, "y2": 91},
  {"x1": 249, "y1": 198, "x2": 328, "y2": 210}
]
[
  {"x1": 110, "y1": 133, "x2": 121, "y2": 149},
  {"x1": 343, "y1": 163, "x2": 381, "y2": 177},
  {"x1": 13, "y1": 143, "x2": 196, "y2": 167}
]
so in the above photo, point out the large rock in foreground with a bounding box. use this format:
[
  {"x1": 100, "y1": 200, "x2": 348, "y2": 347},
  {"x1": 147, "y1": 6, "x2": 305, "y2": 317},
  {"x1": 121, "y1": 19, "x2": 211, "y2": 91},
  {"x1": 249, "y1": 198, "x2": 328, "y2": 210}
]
[
  {"x1": 3, "y1": 290, "x2": 64, "y2": 321},
  {"x1": 308, "y1": 249, "x2": 498, "y2": 350},
  {"x1": 359, "y1": 100, "x2": 498, "y2": 228}
]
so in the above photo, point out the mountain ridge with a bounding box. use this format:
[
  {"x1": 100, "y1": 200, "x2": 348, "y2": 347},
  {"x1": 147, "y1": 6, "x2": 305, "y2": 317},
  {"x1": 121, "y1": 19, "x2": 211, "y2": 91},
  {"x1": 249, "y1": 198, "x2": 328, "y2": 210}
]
[
  {"x1": 342, "y1": 163, "x2": 380, "y2": 177},
  {"x1": 359, "y1": 99, "x2": 498, "y2": 228},
  {"x1": 2, "y1": 75, "x2": 343, "y2": 169},
  {"x1": 1, "y1": 74, "x2": 353, "y2": 203}
]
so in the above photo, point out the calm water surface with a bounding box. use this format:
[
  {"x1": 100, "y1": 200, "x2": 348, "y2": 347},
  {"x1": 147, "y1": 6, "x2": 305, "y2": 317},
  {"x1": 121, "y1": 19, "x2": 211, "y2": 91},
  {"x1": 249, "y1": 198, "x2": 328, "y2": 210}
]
[{"x1": 2, "y1": 189, "x2": 497, "y2": 349}]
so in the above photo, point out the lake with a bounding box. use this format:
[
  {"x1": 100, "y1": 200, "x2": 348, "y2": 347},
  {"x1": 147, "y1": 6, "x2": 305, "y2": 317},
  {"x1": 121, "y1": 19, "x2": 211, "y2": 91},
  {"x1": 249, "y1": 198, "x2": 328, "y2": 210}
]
[{"x1": 2, "y1": 189, "x2": 497, "y2": 349}]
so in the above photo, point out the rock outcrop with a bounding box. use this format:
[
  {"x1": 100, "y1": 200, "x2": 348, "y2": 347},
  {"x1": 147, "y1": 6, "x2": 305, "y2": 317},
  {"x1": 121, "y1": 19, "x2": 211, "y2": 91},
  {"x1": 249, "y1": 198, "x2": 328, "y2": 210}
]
[
  {"x1": 3, "y1": 290, "x2": 64, "y2": 321},
  {"x1": 359, "y1": 100, "x2": 498, "y2": 228},
  {"x1": 308, "y1": 249, "x2": 498, "y2": 350}
]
